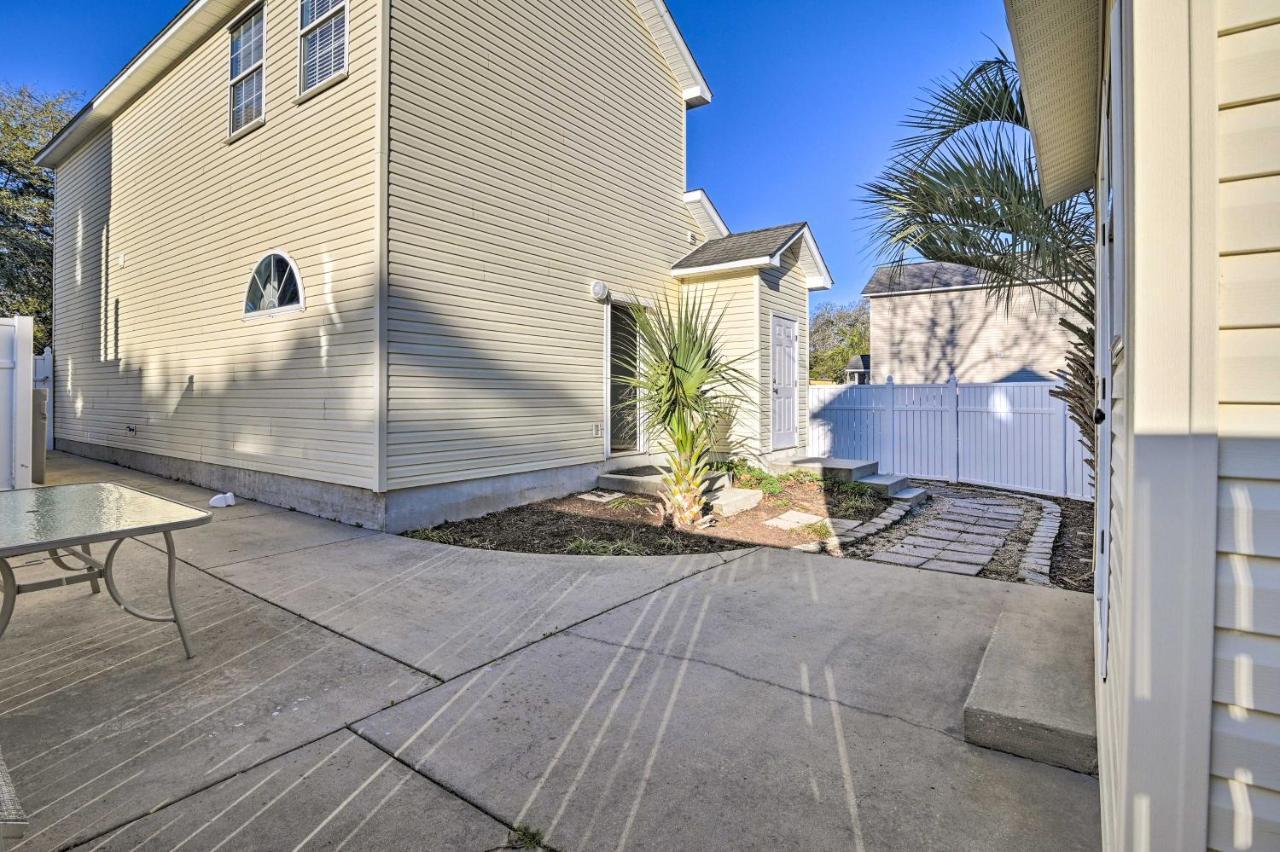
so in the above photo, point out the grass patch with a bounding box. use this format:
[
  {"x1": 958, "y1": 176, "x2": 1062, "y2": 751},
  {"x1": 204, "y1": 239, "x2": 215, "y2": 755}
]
[
  {"x1": 607, "y1": 495, "x2": 652, "y2": 512},
  {"x1": 564, "y1": 535, "x2": 648, "y2": 556},
  {"x1": 801, "y1": 520, "x2": 834, "y2": 540},
  {"x1": 406, "y1": 526, "x2": 496, "y2": 550},
  {"x1": 503, "y1": 824, "x2": 552, "y2": 850},
  {"x1": 825, "y1": 480, "x2": 879, "y2": 517}
]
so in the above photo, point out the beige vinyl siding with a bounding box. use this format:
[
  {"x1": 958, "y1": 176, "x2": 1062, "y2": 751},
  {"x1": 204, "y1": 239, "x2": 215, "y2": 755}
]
[
  {"x1": 51, "y1": 0, "x2": 381, "y2": 488},
  {"x1": 869, "y1": 285, "x2": 1078, "y2": 384},
  {"x1": 1210, "y1": 12, "x2": 1280, "y2": 849},
  {"x1": 759, "y1": 246, "x2": 809, "y2": 456},
  {"x1": 684, "y1": 202, "x2": 725, "y2": 244},
  {"x1": 680, "y1": 271, "x2": 761, "y2": 458},
  {"x1": 384, "y1": 0, "x2": 692, "y2": 488}
]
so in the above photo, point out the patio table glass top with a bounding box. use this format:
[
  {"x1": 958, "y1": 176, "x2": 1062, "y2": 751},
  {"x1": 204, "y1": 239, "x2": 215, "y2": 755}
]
[{"x1": 0, "y1": 483, "x2": 211, "y2": 558}]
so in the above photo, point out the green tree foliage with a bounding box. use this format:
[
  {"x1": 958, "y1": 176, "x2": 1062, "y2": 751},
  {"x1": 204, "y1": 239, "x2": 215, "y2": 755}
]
[
  {"x1": 809, "y1": 300, "x2": 870, "y2": 383},
  {"x1": 1, "y1": 86, "x2": 76, "y2": 352},
  {"x1": 861, "y1": 54, "x2": 1097, "y2": 466}
]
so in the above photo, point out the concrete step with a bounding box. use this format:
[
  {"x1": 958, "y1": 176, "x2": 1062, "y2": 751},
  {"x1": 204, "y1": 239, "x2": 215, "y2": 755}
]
[
  {"x1": 598, "y1": 470, "x2": 727, "y2": 497},
  {"x1": 890, "y1": 485, "x2": 929, "y2": 506},
  {"x1": 963, "y1": 599, "x2": 1097, "y2": 774},
  {"x1": 710, "y1": 487, "x2": 763, "y2": 517},
  {"x1": 855, "y1": 472, "x2": 909, "y2": 496},
  {"x1": 772, "y1": 457, "x2": 880, "y2": 482}
]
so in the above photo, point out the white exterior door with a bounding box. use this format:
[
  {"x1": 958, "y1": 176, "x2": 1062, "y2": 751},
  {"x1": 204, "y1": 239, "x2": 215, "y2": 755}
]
[{"x1": 771, "y1": 315, "x2": 798, "y2": 450}]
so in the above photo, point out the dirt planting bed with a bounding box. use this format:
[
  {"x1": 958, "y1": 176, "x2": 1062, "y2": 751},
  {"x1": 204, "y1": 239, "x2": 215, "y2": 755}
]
[{"x1": 404, "y1": 475, "x2": 890, "y2": 557}]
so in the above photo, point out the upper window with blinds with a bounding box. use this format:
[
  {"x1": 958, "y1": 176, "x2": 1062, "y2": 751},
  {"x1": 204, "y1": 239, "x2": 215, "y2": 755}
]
[
  {"x1": 299, "y1": 0, "x2": 347, "y2": 95},
  {"x1": 228, "y1": 7, "x2": 265, "y2": 137}
]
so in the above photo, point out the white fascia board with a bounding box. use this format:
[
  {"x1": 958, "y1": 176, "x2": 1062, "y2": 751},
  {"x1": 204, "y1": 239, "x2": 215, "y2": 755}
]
[
  {"x1": 778, "y1": 225, "x2": 834, "y2": 290},
  {"x1": 682, "y1": 190, "x2": 730, "y2": 239},
  {"x1": 650, "y1": 0, "x2": 712, "y2": 108},
  {"x1": 672, "y1": 256, "x2": 774, "y2": 279}
]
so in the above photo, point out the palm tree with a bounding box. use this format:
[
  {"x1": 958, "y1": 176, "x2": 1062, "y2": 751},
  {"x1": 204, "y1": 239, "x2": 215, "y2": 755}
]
[
  {"x1": 861, "y1": 53, "x2": 1097, "y2": 464},
  {"x1": 617, "y1": 293, "x2": 751, "y2": 528}
]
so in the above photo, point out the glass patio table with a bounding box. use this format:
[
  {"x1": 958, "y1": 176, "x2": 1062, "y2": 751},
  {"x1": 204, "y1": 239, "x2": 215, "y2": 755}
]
[{"x1": 0, "y1": 483, "x2": 211, "y2": 658}]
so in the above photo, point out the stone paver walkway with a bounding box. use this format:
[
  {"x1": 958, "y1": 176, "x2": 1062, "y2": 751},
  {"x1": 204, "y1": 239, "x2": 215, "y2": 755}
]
[
  {"x1": 0, "y1": 454, "x2": 1098, "y2": 851},
  {"x1": 864, "y1": 495, "x2": 1027, "y2": 575}
]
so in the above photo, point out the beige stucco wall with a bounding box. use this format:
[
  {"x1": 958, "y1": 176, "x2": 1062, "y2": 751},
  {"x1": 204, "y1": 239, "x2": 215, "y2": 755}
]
[
  {"x1": 869, "y1": 285, "x2": 1077, "y2": 384},
  {"x1": 382, "y1": 0, "x2": 700, "y2": 489},
  {"x1": 1209, "y1": 7, "x2": 1280, "y2": 847},
  {"x1": 50, "y1": 0, "x2": 382, "y2": 489}
]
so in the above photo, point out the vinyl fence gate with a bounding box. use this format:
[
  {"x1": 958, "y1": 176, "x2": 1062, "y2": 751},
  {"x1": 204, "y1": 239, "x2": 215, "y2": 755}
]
[
  {"x1": 0, "y1": 317, "x2": 34, "y2": 491},
  {"x1": 809, "y1": 379, "x2": 1094, "y2": 501}
]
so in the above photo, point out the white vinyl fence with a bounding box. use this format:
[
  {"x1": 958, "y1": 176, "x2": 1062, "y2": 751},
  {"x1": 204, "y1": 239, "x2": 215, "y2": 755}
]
[
  {"x1": 809, "y1": 378, "x2": 1094, "y2": 501},
  {"x1": 0, "y1": 317, "x2": 34, "y2": 491}
]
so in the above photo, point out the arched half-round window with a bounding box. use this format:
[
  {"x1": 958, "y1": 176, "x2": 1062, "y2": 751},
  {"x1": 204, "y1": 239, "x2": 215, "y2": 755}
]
[{"x1": 244, "y1": 252, "x2": 304, "y2": 318}]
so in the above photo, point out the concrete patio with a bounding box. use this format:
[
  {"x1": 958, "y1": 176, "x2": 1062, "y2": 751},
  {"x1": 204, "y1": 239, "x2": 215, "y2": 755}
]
[{"x1": 0, "y1": 453, "x2": 1100, "y2": 850}]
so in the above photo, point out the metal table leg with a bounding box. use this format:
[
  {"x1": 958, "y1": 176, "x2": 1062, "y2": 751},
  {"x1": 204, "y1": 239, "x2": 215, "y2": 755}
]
[
  {"x1": 101, "y1": 534, "x2": 195, "y2": 659},
  {"x1": 0, "y1": 559, "x2": 14, "y2": 642}
]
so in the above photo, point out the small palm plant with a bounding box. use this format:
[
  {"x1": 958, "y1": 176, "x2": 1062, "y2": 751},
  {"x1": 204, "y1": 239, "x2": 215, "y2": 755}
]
[{"x1": 615, "y1": 293, "x2": 750, "y2": 528}]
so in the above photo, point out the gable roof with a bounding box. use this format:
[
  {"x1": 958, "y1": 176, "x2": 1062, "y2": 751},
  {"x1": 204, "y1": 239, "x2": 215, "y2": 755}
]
[
  {"x1": 862, "y1": 261, "x2": 986, "y2": 296},
  {"x1": 672, "y1": 223, "x2": 833, "y2": 290},
  {"x1": 38, "y1": 0, "x2": 712, "y2": 168},
  {"x1": 1003, "y1": 0, "x2": 1101, "y2": 204},
  {"x1": 845, "y1": 354, "x2": 871, "y2": 372},
  {"x1": 674, "y1": 223, "x2": 805, "y2": 271}
]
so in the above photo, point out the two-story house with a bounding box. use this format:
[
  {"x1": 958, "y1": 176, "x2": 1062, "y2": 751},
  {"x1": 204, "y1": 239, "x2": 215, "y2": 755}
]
[{"x1": 37, "y1": 0, "x2": 833, "y2": 531}]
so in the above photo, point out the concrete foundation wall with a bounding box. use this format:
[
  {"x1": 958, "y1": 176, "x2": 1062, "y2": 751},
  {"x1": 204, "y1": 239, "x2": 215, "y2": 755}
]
[
  {"x1": 58, "y1": 438, "x2": 387, "y2": 529},
  {"x1": 59, "y1": 439, "x2": 661, "y2": 534},
  {"x1": 383, "y1": 453, "x2": 665, "y2": 533}
]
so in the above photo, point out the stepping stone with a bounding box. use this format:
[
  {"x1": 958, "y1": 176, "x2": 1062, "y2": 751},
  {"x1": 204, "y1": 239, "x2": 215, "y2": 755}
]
[
  {"x1": 937, "y1": 541, "x2": 997, "y2": 556},
  {"x1": 872, "y1": 551, "x2": 928, "y2": 568},
  {"x1": 889, "y1": 543, "x2": 942, "y2": 559},
  {"x1": 956, "y1": 533, "x2": 1005, "y2": 548},
  {"x1": 902, "y1": 534, "x2": 952, "y2": 549},
  {"x1": 921, "y1": 559, "x2": 983, "y2": 576},
  {"x1": 1020, "y1": 569, "x2": 1052, "y2": 587},
  {"x1": 765, "y1": 510, "x2": 826, "y2": 531},
  {"x1": 916, "y1": 525, "x2": 966, "y2": 542},
  {"x1": 937, "y1": 549, "x2": 991, "y2": 566},
  {"x1": 829, "y1": 518, "x2": 863, "y2": 534},
  {"x1": 577, "y1": 490, "x2": 626, "y2": 503}
]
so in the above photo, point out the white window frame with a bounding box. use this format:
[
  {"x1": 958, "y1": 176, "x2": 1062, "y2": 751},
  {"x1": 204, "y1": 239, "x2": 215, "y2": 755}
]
[
  {"x1": 227, "y1": 4, "x2": 266, "y2": 142},
  {"x1": 296, "y1": 0, "x2": 349, "y2": 101},
  {"x1": 242, "y1": 250, "x2": 306, "y2": 320}
]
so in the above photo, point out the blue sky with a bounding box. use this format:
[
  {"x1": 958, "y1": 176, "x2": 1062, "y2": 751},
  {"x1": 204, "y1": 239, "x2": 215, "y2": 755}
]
[{"x1": 1, "y1": 1, "x2": 1011, "y2": 307}]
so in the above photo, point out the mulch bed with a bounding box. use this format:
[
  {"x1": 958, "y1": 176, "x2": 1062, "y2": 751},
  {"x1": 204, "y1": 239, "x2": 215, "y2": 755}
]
[
  {"x1": 1048, "y1": 496, "x2": 1095, "y2": 592},
  {"x1": 404, "y1": 479, "x2": 890, "y2": 557}
]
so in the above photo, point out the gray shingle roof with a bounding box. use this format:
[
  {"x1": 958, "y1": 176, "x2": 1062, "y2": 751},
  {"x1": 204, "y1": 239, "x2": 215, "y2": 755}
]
[
  {"x1": 673, "y1": 223, "x2": 807, "y2": 271},
  {"x1": 862, "y1": 261, "x2": 986, "y2": 295}
]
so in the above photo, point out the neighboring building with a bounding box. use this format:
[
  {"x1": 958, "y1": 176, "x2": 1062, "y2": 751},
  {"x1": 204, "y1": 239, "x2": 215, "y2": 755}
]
[
  {"x1": 864, "y1": 261, "x2": 1078, "y2": 384},
  {"x1": 37, "y1": 0, "x2": 832, "y2": 531},
  {"x1": 842, "y1": 354, "x2": 870, "y2": 384},
  {"x1": 1006, "y1": 0, "x2": 1280, "y2": 849}
]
